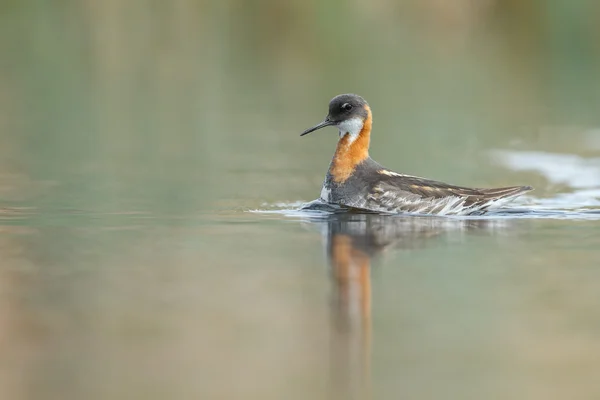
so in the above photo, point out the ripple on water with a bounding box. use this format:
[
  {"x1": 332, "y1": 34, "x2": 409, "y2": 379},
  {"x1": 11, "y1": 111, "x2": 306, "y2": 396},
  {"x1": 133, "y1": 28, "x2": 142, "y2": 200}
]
[{"x1": 251, "y1": 199, "x2": 600, "y2": 220}]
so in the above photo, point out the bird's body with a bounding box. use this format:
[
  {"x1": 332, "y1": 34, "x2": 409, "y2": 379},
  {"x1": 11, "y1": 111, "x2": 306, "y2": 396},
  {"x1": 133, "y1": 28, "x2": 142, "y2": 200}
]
[{"x1": 301, "y1": 94, "x2": 532, "y2": 216}]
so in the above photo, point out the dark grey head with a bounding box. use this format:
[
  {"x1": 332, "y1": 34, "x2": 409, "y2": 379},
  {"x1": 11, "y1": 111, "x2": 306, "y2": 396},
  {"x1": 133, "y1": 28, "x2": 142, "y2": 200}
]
[{"x1": 300, "y1": 94, "x2": 370, "y2": 136}]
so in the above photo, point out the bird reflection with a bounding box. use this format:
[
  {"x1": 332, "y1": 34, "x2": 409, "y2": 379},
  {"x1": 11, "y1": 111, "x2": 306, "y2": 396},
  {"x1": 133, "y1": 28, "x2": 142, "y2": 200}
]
[{"x1": 301, "y1": 206, "x2": 513, "y2": 399}]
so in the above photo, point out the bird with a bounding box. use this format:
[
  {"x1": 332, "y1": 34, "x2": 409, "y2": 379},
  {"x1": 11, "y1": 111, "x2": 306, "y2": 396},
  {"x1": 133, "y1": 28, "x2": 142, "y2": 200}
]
[{"x1": 300, "y1": 94, "x2": 533, "y2": 216}]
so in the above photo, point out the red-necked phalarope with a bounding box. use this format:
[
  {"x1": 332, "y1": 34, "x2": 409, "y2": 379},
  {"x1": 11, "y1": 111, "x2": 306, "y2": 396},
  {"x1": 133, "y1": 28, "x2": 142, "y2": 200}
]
[{"x1": 300, "y1": 94, "x2": 533, "y2": 215}]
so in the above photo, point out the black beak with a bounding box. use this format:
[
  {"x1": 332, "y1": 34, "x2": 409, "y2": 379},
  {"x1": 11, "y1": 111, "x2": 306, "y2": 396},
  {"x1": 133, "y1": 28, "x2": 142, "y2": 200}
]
[{"x1": 300, "y1": 118, "x2": 335, "y2": 136}]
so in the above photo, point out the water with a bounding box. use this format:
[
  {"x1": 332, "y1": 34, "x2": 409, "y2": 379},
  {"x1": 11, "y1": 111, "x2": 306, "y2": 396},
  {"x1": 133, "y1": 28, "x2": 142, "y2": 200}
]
[
  {"x1": 1, "y1": 149, "x2": 599, "y2": 399},
  {"x1": 255, "y1": 180, "x2": 600, "y2": 400},
  {"x1": 3, "y1": 2, "x2": 600, "y2": 399}
]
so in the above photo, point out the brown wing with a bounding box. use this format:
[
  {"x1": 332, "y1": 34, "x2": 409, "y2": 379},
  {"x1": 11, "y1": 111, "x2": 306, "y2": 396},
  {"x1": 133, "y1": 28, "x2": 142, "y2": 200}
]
[{"x1": 364, "y1": 171, "x2": 532, "y2": 214}]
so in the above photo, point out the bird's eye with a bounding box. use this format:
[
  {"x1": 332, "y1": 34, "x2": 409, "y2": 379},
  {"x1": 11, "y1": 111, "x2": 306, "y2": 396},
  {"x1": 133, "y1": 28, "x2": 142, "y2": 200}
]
[{"x1": 341, "y1": 103, "x2": 353, "y2": 112}]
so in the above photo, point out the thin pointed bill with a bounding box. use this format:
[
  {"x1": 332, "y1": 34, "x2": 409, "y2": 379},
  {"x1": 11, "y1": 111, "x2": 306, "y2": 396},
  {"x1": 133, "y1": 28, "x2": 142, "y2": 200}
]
[{"x1": 300, "y1": 119, "x2": 335, "y2": 136}]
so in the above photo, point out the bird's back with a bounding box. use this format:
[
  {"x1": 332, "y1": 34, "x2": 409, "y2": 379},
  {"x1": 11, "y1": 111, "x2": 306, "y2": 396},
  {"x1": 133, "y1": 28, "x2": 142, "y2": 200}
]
[{"x1": 323, "y1": 158, "x2": 532, "y2": 215}]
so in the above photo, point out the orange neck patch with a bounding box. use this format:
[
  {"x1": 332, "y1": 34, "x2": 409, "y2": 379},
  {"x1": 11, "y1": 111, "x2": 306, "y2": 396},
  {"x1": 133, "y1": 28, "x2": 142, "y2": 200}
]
[{"x1": 329, "y1": 106, "x2": 372, "y2": 183}]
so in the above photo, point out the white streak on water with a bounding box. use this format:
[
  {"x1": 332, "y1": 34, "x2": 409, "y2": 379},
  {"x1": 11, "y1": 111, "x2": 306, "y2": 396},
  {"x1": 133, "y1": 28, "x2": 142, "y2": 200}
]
[{"x1": 492, "y1": 150, "x2": 600, "y2": 189}]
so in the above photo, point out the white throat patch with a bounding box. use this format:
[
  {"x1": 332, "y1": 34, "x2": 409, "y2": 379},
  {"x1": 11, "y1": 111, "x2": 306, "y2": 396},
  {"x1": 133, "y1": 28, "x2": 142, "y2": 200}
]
[{"x1": 337, "y1": 118, "x2": 364, "y2": 143}]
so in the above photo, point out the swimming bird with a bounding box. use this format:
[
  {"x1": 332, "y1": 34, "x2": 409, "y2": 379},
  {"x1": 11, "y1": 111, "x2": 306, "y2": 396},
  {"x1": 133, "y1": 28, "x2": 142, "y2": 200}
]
[{"x1": 300, "y1": 94, "x2": 533, "y2": 215}]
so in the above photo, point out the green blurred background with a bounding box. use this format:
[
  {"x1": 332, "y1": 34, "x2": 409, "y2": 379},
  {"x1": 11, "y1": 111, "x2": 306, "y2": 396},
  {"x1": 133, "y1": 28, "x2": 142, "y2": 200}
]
[
  {"x1": 2, "y1": 0, "x2": 600, "y2": 211},
  {"x1": 1, "y1": 1, "x2": 600, "y2": 399}
]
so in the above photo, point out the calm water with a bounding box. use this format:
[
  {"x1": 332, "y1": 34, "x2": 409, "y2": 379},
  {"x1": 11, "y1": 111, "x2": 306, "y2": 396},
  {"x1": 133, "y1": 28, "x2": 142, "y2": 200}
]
[
  {"x1": 1, "y1": 151, "x2": 600, "y2": 400},
  {"x1": 2, "y1": 2, "x2": 600, "y2": 399}
]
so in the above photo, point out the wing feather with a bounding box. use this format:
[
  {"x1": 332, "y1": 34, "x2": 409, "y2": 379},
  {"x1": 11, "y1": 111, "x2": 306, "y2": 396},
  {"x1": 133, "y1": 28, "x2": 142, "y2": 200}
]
[{"x1": 361, "y1": 172, "x2": 532, "y2": 215}]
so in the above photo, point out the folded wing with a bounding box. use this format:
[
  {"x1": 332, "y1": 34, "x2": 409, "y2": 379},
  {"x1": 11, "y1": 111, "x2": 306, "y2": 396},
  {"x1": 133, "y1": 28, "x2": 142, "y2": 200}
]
[{"x1": 361, "y1": 172, "x2": 532, "y2": 215}]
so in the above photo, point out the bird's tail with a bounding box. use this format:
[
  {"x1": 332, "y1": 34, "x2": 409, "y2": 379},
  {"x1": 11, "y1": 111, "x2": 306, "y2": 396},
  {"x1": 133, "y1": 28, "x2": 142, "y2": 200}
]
[{"x1": 479, "y1": 185, "x2": 534, "y2": 200}]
